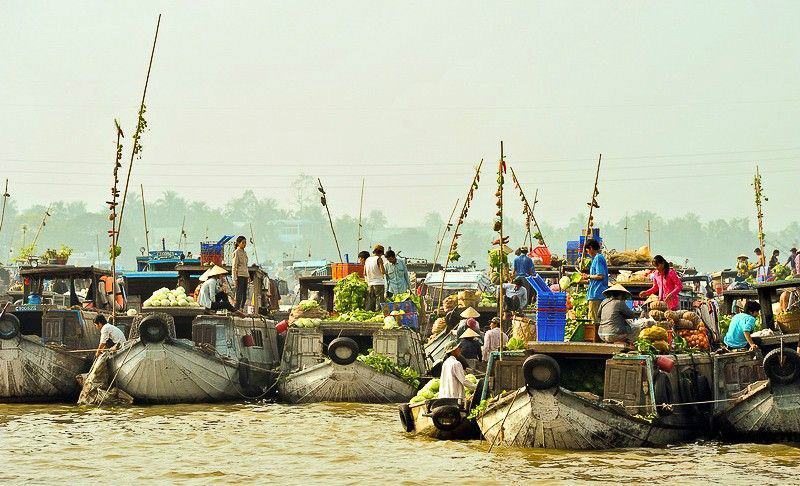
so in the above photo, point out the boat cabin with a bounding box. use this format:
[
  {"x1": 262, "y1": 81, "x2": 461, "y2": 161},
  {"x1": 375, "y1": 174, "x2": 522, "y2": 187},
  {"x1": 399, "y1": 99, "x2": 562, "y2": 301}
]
[
  {"x1": 191, "y1": 314, "x2": 280, "y2": 366},
  {"x1": 175, "y1": 263, "x2": 276, "y2": 315}
]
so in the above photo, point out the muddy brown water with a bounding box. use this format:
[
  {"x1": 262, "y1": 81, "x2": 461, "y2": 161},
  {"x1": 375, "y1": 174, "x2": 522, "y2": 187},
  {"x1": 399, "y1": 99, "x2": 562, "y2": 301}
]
[{"x1": 1, "y1": 402, "x2": 798, "y2": 484}]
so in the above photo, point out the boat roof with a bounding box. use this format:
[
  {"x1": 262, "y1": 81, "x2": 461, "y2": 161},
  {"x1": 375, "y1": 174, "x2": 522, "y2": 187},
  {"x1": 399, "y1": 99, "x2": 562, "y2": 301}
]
[
  {"x1": 122, "y1": 271, "x2": 200, "y2": 279},
  {"x1": 19, "y1": 265, "x2": 111, "y2": 278},
  {"x1": 423, "y1": 271, "x2": 492, "y2": 289},
  {"x1": 292, "y1": 260, "x2": 329, "y2": 269},
  {"x1": 175, "y1": 263, "x2": 267, "y2": 278}
]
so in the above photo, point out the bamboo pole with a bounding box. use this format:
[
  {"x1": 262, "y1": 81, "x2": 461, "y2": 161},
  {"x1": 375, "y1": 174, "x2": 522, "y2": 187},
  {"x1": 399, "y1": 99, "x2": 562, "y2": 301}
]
[
  {"x1": 140, "y1": 184, "x2": 150, "y2": 253},
  {"x1": 510, "y1": 167, "x2": 546, "y2": 249},
  {"x1": 436, "y1": 160, "x2": 483, "y2": 310},
  {"x1": 317, "y1": 178, "x2": 343, "y2": 262},
  {"x1": 357, "y1": 177, "x2": 365, "y2": 253},
  {"x1": 754, "y1": 165, "x2": 766, "y2": 269},
  {"x1": 624, "y1": 213, "x2": 629, "y2": 250},
  {"x1": 249, "y1": 222, "x2": 259, "y2": 265},
  {"x1": 116, "y1": 14, "x2": 161, "y2": 241},
  {"x1": 431, "y1": 198, "x2": 460, "y2": 272},
  {"x1": 497, "y1": 142, "x2": 505, "y2": 359},
  {"x1": 109, "y1": 120, "x2": 124, "y2": 326},
  {"x1": 0, "y1": 179, "x2": 9, "y2": 237},
  {"x1": 578, "y1": 154, "x2": 602, "y2": 268},
  {"x1": 30, "y1": 203, "x2": 52, "y2": 254}
]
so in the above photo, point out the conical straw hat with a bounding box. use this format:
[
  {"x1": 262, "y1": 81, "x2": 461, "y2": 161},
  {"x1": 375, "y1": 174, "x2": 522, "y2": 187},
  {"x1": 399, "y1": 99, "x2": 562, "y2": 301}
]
[{"x1": 460, "y1": 307, "x2": 480, "y2": 318}]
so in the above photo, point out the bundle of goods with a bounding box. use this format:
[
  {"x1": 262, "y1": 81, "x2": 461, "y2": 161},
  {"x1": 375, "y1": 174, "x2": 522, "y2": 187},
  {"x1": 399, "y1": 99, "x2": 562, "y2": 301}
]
[
  {"x1": 458, "y1": 290, "x2": 481, "y2": 308},
  {"x1": 606, "y1": 246, "x2": 652, "y2": 266},
  {"x1": 442, "y1": 294, "x2": 459, "y2": 313},
  {"x1": 776, "y1": 308, "x2": 800, "y2": 333},
  {"x1": 615, "y1": 269, "x2": 652, "y2": 284},
  {"x1": 289, "y1": 299, "x2": 328, "y2": 325},
  {"x1": 645, "y1": 303, "x2": 710, "y2": 351},
  {"x1": 637, "y1": 326, "x2": 670, "y2": 353},
  {"x1": 143, "y1": 287, "x2": 201, "y2": 307},
  {"x1": 428, "y1": 317, "x2": 447, "y2": 341},
  {"x1": 333, "y1": 273, "x2": 368, "y2": 313},
  {"x1": 512, "y1": 315, "x2": 535, "y2": 343}
]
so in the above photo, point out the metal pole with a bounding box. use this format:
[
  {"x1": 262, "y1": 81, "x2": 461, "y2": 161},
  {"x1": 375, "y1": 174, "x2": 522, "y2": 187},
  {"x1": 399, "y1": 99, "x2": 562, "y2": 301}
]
[{"x1": 141, "y1": 184, "x2": 150, "y2": 253}]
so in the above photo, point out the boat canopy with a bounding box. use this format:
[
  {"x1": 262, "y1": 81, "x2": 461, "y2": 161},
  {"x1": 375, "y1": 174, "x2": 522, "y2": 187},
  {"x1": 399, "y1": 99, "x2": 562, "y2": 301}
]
[{"x1": 423, "y1": 271, "x2": 492, "y2": 290}]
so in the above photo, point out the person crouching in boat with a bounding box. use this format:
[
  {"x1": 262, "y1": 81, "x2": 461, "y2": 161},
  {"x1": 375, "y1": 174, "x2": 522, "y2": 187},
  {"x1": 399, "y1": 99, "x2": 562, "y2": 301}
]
[
  {"x1": 453, "y1": 307, "x2": 482, "y2": 339},
  {"x1": 458, "y1": 328, "x2": 482, "y2": 361},
  {"x1": 598, "y1": 284, "x2": 642, "y2": 346},
  {"x1": 502, "y1": 277, "x2": 529, "y2": 316},
  {"x1": 197, "y1": 265, "x2": 236, "y2": 313},
  {"x1": 482, "y1": 317, "x2": 509, "y2": 361},
  {"x1": 439, "y1": 341, "x2": 477, "y2": 400},
  {"x1": 94, "y1": 315, "x2": 126, "y2": 357},
  {"x1": 723, "y1": 301, "x2": 761, "y2": 352}
]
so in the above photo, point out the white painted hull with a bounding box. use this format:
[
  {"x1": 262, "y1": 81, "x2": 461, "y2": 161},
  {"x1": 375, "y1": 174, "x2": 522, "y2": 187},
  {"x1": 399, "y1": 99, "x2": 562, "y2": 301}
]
[
  {"x1": 108, "y1": 339, "x2": 243, "y2": 404},
  {"x1": 0, "y1": 336, "x2": 88, "y2": 402},
  {"x1": 280, "y1": 361, "x2": 417, "y2": 404},
  {"x1": 718, "y1": 380, "x2": 800, "y2": 441},
  {"x1": 478, "y1": 387, "x2": 698, "y2": 450}
]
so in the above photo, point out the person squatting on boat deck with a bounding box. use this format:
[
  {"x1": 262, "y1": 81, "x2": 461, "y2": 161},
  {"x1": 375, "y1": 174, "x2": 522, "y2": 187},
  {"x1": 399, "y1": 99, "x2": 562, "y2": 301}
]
[
  {"x1": 231, "y1": 236, "x2": 249, "y2": 311},
  {"x1": 482, "y1": 317, "x2": 509, "y2": 361},
  {"x1": 582, "y1": 238, "x2": 609, "y2": 331},
  {"x1": 598, "y1": 284, "x2": 642, "y2": 345},
  {"x1": 197, "y1": 265, "x2": 236, "y2": 312},
  {"x1": 384, "y1": 250, "x2": 411, "y2": 299},
  {"x1": 94, "y1": 315, "x2": 126, "y2": 357},
  {"x1": 439, "y1": 341, "x2": 477, "y2": 400},
  {"x1": 452, "y1": 307, "x2": 482, "y2": 340},
  {"x1": 639, "y1": 255, "x2": 682, "y2": 311},
  {"x1": 458, "y1": 328, "x2": 482, "y2": 360},
  {"x1": 723, "y1": 301, "x2": 761, "y2": 352},
  {"x1": 502, "y1": 277, "x2": 528, "y2": 313},
  {"x1": 364, "y1": 245, "x2": 386, "y2": 311}
]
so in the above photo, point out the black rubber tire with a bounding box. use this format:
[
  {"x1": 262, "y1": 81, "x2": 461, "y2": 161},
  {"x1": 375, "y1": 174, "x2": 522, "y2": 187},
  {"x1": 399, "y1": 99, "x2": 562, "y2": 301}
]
[
  {"x1": 695, "y1": 375, "x2": 712, "y2": 403},
  {"x1": 431, "y1": 405, "x2": 462, "y2": 432},
  {"x1": 763, "y1": 348, "x2": 800, "y2": 385},
  {"x1": 522, "y1": 354, "x2": 560, "y2": 391},
  {"x1": 654, "y1": 372, "x2": 674, "y2": 416},
  {"x1": 238, "y1": 358, "x2": 251, "y2": 389},
  {"x1": 139, "y1": 315, "x2": 169, "y2": 343},
  {"x1": 328, "y1": 337, "x2": 359, "y2": 365},
  {"x1": 0, "y1": 314, "x2": 20, "y2": 340},
  {"x1": 677, "y1": 376, "x2": 696, "y2": 404},
  {"x1": 398, "y1": 404, "x2": 414, "y2": 432}
]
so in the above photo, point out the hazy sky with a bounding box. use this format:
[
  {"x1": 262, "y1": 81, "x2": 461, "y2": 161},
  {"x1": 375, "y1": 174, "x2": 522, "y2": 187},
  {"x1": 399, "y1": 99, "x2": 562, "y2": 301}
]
[{"x1": 2, "y1": 1, "x2": 799, "y2": 232}]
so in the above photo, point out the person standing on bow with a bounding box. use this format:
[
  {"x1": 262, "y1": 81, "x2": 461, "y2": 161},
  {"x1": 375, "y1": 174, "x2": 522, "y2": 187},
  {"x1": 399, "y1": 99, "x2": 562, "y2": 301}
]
[
  {"x1": 364, "y1": 245, "x2": 386, "y2": 311},
  {"x1": 439, "y1": 342, "x2": 477, "y2": 400},
  {"x1": 639, "y1": 255, "x2": 683, "y2": 311},
  {"x1": 384, "y1": 250, "x2": 411, "y2": 299},
  {"x1": 231, "y1": 236, "x2": 250, "y2": 311},
  {"x1": 582, "y1": 239, "x2": 608, "y2": 332}
]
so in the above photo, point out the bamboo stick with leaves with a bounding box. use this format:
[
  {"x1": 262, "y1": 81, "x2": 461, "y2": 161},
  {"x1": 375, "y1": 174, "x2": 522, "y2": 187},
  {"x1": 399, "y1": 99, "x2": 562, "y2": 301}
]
[
  {"x1": 753, "y1": 165, "x2": 766, "y2": 268},
  {"x1": 108, "y1": 120, "x2": 124, "y2": 324},
  {"x1": 510, "y1": 167, "x2": 546, "y2": 249},
  {"x1": 578, "y1": 154, "x2": 602, "y2": 270}
]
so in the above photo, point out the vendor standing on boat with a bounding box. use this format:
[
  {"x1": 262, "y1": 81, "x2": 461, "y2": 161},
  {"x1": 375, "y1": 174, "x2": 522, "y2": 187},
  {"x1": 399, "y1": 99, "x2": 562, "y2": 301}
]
[
  {"x1": 513, "y1": 247, "x2": 536, "y2": 305},
  {"x1": 439, "y1": 342, "x2": 477, "y2": 400},
  {"x1": 723, "y1": 301, "x2": 761, "y2": 352},
  {"x1": 384, "y1": 250, "x2": 411, "y2": 299},
  {"x1": 197, "y1": 265, "x2": 236, "y2": 312},
  {"x1": 232, "y1": 236, "x2": 249, "y2": 311},
  {"x1": 482, "y1": 317, "x2": 508, "y2": 361},
  {"x1": 458, "y1": 328, "x2": 482, "y2": 360},
  {"x1": 582, "y1": 239, "x2": 608, "y2": 331},
  {"x1": 94, "y1": 315, "x2": 126, "y2": 357},
  {"x1": 364, "y1": 245, "x2": 386, "y2": 311},
  {"x1": 639, "y1": 255, "x2": 682, "y2": 310},
  {"x1": 598, "y1": 284, "x2": 641, "y2": 344}
]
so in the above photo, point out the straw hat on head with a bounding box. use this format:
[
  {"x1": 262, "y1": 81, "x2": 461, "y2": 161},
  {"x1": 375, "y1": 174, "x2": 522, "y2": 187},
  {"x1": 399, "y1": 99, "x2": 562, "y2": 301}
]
[
  {"x1": 199, "y1": 264, "x2": 228, "y2": 282},
  {"x1": 602, "y1": 283, "x2": 631, "y2": 297},
  {"x1": 444, "y1": 340, "x2": 461, "y2": 354},
  {"x1": 737, "y1": 254, "x2": 748, "y2": 260},
  {"x1": 460, "y1": 307, "x2": 480, "y2": 318},
  {"x1": 459, "y1": 328, "x2": 480, "y2": 339}
]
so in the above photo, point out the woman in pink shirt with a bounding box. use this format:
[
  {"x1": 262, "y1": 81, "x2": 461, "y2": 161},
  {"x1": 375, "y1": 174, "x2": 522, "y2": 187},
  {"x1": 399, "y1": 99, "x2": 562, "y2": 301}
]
[{"x1": 639, "y1": 255, "x2": 683, "y2": 310}]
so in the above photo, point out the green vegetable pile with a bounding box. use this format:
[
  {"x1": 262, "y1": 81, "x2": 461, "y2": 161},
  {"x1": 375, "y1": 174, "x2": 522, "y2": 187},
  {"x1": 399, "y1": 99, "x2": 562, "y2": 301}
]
[
  {"x1": 330, "y1": 310, "x2": 384, "y2": 322},
  {"x1": 297, "y1": 299, "x2": 321, "y2": 311},
  {"x1": 772, "y1": 264, "x2": 792, "y2": 280},
  {"x1": 292, "y1": 318, "x2": 322, "y2": 328},
  {"x1": 408, "y1": 374, "x2": 479, "y2": 405},
  {"x1": 468, "y1": 396, "x2": 497, "y2": 419},
  {"x1": 389, "y1": 291, "x2": 421, "y2": 310},
  {"x1": 334, "y1": 273, "x2": 368, "y2": 313},
  {"x1": 505, "y1": 337, "x2": 526, "y2": 351},
  {"x1": 358, "y1": 350, "x2": 420, "y2": 387}
]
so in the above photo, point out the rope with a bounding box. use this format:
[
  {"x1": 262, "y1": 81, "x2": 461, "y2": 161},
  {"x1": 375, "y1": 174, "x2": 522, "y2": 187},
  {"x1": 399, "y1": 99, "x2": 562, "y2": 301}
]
[
  {"x1": 487, "y1": 387, "x2": 521, "y2": 453},
  {"x1": 602, "y1": 388, "x2": 800, "y2": 410}
]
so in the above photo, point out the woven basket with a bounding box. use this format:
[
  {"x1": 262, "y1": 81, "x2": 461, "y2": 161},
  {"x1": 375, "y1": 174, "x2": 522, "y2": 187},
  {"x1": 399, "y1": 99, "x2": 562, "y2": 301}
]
[{"x1": 776, "y1": 309, "x2": 800, "y2": 333}]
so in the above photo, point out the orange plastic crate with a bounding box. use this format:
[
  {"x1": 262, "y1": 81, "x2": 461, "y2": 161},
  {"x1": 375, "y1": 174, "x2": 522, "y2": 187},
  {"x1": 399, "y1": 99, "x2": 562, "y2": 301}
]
[{"x1": 332, "y1": 263, "x2": 364, "y2": 280}]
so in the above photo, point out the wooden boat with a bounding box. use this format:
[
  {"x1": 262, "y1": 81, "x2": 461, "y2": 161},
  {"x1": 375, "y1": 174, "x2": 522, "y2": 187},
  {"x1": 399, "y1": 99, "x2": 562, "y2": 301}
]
[
  {"x1": 0, "y1": 266, "x2": 123, "y2": 402},
  {"x1": 399, "y1": 390, "x2": 482, "y2": 440},
  {"x1": 474, "y1": 343, "x2": 712, "y2": 450},
  {"x1": 279, "y1": 321, "x2": 426, "y2": 403},
  {"x1": 106, "y1": 310, "x2": 280, "y2": 403}
]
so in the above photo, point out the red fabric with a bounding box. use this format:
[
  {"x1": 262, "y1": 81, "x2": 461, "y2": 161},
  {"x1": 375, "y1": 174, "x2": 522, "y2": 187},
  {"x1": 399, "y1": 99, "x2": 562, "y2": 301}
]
[{"x1": 642, "y1": 268, "x2": 682, "y2": 310}]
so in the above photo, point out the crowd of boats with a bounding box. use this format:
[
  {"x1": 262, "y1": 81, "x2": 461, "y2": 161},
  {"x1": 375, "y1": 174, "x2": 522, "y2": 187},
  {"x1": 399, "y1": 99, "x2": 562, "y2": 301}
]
[{"x1": 0, "y1": 248, "x2": 799, "y2": 452}]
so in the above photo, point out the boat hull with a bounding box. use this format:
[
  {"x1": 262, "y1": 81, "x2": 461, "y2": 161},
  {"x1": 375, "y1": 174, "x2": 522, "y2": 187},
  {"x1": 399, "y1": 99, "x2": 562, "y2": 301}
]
[
  {"x1": 717, "y1": 380, "x2": 800, "y2": 441},
  {"x1": 478, "y1": 387, "x2": 699, "y2": 450},
  {"x1": 279, "y1": 361, "x2": 417, "y2": 404},
  {"x1": 405, "y1": 402, "x2": 481, "y2": 440},
  {"x1": 0, "y1": 336, "x2": 88, "y2": 402},
  {"x1": 108, "y1": 339, "x2": 264, "y2": 404}
]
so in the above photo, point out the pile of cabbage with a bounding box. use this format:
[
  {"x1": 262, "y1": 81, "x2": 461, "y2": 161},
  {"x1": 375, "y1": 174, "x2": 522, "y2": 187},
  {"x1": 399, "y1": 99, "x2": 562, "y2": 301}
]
[
  {"x1": 409, "y1": 374, "x2": 478, "y2": 404},
  {"x1": 143, "y1": 287, "x2": 200, "y2": 308}
]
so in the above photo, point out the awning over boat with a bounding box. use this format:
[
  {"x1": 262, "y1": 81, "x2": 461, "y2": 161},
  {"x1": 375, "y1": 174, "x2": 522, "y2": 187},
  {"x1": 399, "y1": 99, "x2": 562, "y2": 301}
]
[{"x1": 423, "y1": 271, "x2": 492, "y2": 290}]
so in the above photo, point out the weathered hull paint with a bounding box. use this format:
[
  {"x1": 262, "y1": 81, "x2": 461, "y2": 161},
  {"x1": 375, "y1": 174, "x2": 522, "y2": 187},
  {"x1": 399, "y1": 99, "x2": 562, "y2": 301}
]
[
  {"x1": 108, "y1": 339, "x2": 244, "y2": 404},
  {"x1": 280, "y1": 361, "x2": 416, "y2": 404},
  {"x1": 0, "y1": 336, "x2": 88, "y2": 402},
  {"x1": 407, "y1": 402, "x2": 481, "y2": 440},
  {"x1": 478, "y1": 387, "x2": 698, "y2": 450},
  {"x1": 717, "y1": 380, "x2": 800, "y2": 441}
]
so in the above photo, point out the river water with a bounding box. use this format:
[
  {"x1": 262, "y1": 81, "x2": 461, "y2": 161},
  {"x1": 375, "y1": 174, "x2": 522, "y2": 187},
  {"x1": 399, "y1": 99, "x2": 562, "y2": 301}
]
[{"x1": 1, "y1": 402, "x2": 797, "y2": 484}]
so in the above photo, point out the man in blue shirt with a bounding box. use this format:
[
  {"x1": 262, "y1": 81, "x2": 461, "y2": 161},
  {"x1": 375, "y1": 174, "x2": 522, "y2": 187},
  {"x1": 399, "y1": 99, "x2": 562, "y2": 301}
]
[
  {"x1": 582, "y1": 239, "x2": 608, "y2": 334},
  {"x1": 724, "y1": 301, "x2": 760, "y2": 351},
  {"x1": 384, "y1": 250, "x2": 411, "y2": 298},
  {"x1": 513, "y1": 247, "x2": 536, "y2": 278}
]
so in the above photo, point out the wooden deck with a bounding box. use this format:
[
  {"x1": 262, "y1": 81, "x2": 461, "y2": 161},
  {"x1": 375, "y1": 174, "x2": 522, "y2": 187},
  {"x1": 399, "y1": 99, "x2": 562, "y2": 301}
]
[{"x1": 524, "y1": 341, "x2": 625, "y2": 356}]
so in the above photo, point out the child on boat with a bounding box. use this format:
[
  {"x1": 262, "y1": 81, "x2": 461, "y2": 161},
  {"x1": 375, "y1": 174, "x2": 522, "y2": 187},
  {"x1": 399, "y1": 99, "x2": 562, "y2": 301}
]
[{"x1": 723, "y1": 301, "x2": 761, "y2": 352}]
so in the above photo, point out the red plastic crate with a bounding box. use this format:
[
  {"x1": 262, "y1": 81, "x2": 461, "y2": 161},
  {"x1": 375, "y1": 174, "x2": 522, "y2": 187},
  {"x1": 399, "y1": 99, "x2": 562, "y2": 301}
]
[{"x1": 332, "y1": 263, "x2": 364, "y2": 280}]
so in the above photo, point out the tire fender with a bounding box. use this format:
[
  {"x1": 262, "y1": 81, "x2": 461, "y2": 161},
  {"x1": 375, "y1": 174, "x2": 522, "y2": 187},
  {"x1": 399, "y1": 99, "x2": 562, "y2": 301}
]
[
  {"x1": 139, "y1": 315, "x2": 169, "y2": 343},
  {"x1": 0, "y1": 314, "x2": 20, "y2": 340},
  {"x1": 431, "y1": 405, "x2": 462, "y2": 432},
  {"x1": 238, "y1": 357, "x2": 251, "y2": 389},
  {"x1": 398, "y1": 404, "x2": 414, "y2": 432},
  {"x1": 522, "y1": 354, "x2": 561, "y2": 391},
  {"x1": 653, "y1": 371, "x2": 674, "y2": 416},
  {"x1": 328, "y1": 337, "x2": 359, "y2": 366},
  {"x1": 763, "y1": 348, "x2": 800, "y2": 385}
]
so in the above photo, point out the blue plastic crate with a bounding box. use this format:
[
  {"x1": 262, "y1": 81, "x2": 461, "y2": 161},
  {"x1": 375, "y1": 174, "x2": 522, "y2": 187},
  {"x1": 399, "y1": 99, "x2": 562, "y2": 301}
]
[
  {"x1": 381, "y1": 301, "x2": 417, "y2": 315},
  {"x1": 537, "y1": 322, "x2": 566, "y2": 341},
  {"x1": 537, "y1": 292, "x2": 567, "y2": 309},
  {"x1": 526, "y1": 275, "x2": 552, "y2": 296}
]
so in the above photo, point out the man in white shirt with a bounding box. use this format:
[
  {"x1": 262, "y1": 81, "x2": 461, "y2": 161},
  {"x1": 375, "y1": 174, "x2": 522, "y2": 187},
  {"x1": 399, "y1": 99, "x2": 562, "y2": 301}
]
[
  {"x1": 364, "y1": 245, "x2": 386, "y2": 312},
  {"x1": 502, "y1": 277, "x2": 529, "y2": 311},
  {"x1": 439, "y1": 341, "x2": 476, "y2": 400},
  {"x1": 482, "y1": 317, "x2": 509, "y2": 361},
  {"x1": 94, "y1": 315, "x2": 126, "y2": 357}
]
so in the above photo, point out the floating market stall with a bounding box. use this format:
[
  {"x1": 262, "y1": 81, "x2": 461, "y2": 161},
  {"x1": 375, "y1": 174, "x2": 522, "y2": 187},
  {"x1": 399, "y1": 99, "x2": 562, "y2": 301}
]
[{"x1": 399, "y1": 374, "x2": 483, "y2": 440}]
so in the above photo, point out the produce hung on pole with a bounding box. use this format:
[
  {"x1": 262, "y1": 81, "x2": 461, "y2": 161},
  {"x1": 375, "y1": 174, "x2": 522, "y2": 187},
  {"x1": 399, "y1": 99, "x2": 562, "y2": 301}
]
[
  {"x1": 578, "y1": 154, "x2": 602, "y2": 270},
  {"x1": 510, "y1": 167, "x2": 545, "y2": 249}
]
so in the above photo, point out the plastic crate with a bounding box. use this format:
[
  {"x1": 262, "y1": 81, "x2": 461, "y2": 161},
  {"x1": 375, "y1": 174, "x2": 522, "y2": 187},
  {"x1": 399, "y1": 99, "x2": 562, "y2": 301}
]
[
  {"x1": 331, "y1": 263, "x2": 364, "y2": 280},
  {"x1": 537, "y1": 292, "x2": 567, "y2": 309},
  {"x1": 526, "y1": 275, "x2": 552, "y2": 296},
  {"x1": 381, "y1": 300, "x2": 417, "y2": 315},
  {"x1": 536, "y1": 308, "x2": 567, "y2": 341}
]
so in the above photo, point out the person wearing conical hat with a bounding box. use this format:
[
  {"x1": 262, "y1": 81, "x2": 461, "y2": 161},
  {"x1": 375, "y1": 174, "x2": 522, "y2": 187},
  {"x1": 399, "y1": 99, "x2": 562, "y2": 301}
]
[
  {"x1": 458, "y1": 327, "x2": 482, "y2": 360},
  {"x1": 439, "y1": 340, "x2": 477, "y2": 400},
  {"x1": 197, "y1": 265, "x2": 235, "y2": 312},
  {"x1": 452, "y1": 307, "x2": 483, "y2": 342},
  {"x1": 597, "y1": 283, "x2": 640, "y2": 344}
]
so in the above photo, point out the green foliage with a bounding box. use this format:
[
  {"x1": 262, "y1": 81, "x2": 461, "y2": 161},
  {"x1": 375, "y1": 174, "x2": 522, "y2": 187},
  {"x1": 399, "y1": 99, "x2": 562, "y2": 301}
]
[
  {"x1": 292, "y1": 318, "x2": 322, "y2": 328},
  {"x1": 333, "y1": 273, "x2": 368, "y2": 313},
  {"x1": 109, "y1": 244, "x2": 121, "y2": 259},
  {"x1": 358, "y1": 350, "x2": 420, "y2": 387},
  {"x1": 331, "y1": 310, "x2": 383, "y2": 322},
  {"x1": 15, "y1": 244, "x2": 36, "y2": 262},
  {"x1": 505, "y1": 337, "x2": 526, "y2": 350},
  {"x1": 389, "y1": 291, "x2": 421, "y2": 309}
]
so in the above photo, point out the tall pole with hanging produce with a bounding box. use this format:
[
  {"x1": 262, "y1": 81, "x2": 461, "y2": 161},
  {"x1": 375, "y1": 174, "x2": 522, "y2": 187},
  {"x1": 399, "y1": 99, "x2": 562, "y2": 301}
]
[
  {"x1": 140, "y1": 184, "x2": 150, "y2": 254},
  {"x1": 495, "y1": 142, "x2": 508, "y2": 355},
  {"x1": 510, "y1": 168, "x2": 545, "y2": 250},
  {"x1": 753, "y1": 165, "x2": 766, "y2": 268},
  {"x1": 578, "y1": 154, "x2": 602, "y2": 269},
  {"x1": 436, "y1": 160, "x2": 483, "y2": 311},
  {"x1": 0, "y1": 179, "x2": 9, "y2": 238},
  {"x1": 108, "y1": 120, "x2": 124, "y2": 326},
  {"x1": 318, "y1": 178, "x2": 343, "y2": 263},
  {"x1": 431, "y1": 198, "x2": 460, "y2": 272}
]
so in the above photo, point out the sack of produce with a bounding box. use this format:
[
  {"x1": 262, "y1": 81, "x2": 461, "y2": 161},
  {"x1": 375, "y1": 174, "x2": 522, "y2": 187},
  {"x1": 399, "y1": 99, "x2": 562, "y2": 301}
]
[
  {"x1": 664, "y1": 310, "x2": 680, "y2": 322},
  {"x1": 512, "y1": 316, "x2": 535, "y2": 343},
  {"x1": 289, "y1": 299, "x2": 329, "y2": 324},
  {"x1": 442, "y1": 294, "x2": 458, "y2": 312},
  {"x1": 640, "y1": 326, "x2": 668, "y2": 342},
  {"x1": 676, "y1": 318, "x2": 695, "y2": 330},
  {"x1": 649, "y1": 310, "x2": 664, "y2": 321},
  {"x1": 429, "y1": 317, "x2": 447, "y2": 339},
  {"x1": 649, "y1": 300, "x2": 668, "y2": 312}
]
